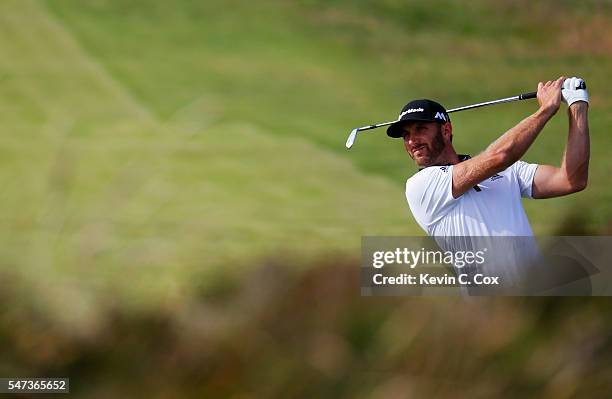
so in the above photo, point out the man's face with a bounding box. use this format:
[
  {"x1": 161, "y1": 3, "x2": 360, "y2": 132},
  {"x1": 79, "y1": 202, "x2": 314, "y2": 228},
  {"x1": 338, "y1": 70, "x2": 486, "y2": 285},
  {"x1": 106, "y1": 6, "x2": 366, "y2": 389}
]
[{"x1": 402, "y1": 122, "x2": 449, "y2": 167}]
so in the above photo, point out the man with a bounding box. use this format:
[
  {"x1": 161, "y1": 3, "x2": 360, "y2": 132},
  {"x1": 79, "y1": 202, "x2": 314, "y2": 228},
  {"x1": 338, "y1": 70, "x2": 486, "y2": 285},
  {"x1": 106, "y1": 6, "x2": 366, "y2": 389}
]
[
  {"x1": 387, "y1": 76, "x2": 589, "y2": 237},
  {"x1": 386, "y1": 77, "x2": 590, "y2": 290}
]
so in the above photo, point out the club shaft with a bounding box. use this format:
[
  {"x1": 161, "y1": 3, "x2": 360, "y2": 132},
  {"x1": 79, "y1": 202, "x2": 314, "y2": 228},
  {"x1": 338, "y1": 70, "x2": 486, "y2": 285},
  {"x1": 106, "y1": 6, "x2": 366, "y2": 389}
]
[
  {"x1": 447, "y1": 91, "x2": 536, "y2": 113},
  {"x1": 355, "y1": 121, "x2": 396, "y2": 131},
  {"x1": 447, "y1": 96, "x2": 520, "y2": 113},
  {"x1": 354, "y1": 91, "x2": 536, "y2": 132}
]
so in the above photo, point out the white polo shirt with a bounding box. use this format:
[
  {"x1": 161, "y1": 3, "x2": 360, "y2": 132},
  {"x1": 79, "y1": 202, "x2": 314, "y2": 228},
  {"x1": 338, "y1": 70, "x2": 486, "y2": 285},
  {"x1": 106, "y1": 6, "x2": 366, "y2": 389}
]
[
  {"x1": 405, "y1": 160, "x2": 539, "y2": 237},
  {"x1": 405, "y1": 160, "x2": 541, "y2": 288}
]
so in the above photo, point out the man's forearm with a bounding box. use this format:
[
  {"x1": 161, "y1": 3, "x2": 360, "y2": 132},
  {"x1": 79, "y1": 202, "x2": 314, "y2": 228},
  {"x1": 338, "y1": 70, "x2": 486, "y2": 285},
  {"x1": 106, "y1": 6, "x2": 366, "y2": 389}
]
[
  {"x1": 485, "y1": 106, "x2": 556, "y2": 169},
  {"x1": 451, "y1": 78, "x2": 564, "y2": 198},
  {"x1": 561, "y1": 103, "x2": 589, "y2": 188}
]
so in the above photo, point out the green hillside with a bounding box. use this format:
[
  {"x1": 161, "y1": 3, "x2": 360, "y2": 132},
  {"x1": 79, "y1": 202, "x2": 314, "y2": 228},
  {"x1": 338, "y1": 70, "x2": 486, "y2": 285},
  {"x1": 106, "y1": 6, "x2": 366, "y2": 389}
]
[
  {"x1": 0, "y1": 0, "x2": 610, "y2": 306},
  {"x1": 0, "y1": 0, "x2": 609, "y2": 305},
  {"x1": 43, "y1": 0, "x2": 612, "y2": 233},
  {"x1": 0, "y1": 0, "x2": 414, "y2": 310}
]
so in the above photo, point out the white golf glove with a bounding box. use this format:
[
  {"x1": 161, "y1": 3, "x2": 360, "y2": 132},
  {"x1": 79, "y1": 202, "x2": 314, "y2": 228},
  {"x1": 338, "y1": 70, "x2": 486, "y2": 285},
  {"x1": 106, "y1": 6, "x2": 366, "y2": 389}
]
[{"x1": 562, "y1": 77, "x2": 589, "y2": 106}]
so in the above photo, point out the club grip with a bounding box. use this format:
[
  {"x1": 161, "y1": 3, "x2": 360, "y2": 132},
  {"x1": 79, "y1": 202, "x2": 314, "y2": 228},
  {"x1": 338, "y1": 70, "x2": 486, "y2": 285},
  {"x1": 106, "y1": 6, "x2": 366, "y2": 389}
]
[{"x1": 519, "y1": 91, "x2": 537, "y2": 100}]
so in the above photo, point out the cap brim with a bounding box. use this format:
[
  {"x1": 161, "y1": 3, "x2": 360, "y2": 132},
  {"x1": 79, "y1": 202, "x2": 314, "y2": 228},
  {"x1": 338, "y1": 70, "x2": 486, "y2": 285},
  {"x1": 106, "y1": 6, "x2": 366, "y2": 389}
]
[{"x1": 386, "y1": 118, "x2": 436, "y2": 138}]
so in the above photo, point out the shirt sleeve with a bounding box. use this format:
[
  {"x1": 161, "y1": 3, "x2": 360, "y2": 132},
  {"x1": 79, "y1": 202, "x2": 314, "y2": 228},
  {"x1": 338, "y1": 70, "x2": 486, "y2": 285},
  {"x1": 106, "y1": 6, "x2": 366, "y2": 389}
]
[
  {"x1": 512, "y1": 160, "x2": 539, "y2": 198},
  {"x1": 405, "y1": 166, "x2": 458, "y2": 231}
]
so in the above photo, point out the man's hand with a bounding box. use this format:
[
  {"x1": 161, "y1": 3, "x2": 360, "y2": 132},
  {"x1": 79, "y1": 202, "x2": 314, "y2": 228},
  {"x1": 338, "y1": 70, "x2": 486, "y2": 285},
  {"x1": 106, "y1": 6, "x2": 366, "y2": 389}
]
[
  {"x1": 562, "y1": 76, "x2": 589, "y2": 107},
  {"x1": 537, "y1": 76, "x2": 565, "y2": 116}
]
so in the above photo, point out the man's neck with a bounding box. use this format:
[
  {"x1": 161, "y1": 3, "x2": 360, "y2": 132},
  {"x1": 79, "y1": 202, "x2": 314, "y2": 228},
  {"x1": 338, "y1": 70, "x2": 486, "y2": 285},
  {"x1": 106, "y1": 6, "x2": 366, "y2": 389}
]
[
  {"x1": 434, "y1": 149, "x2": 460, "y2": 166},
  {"x1": 419, "y1": 151, "x2": 469, "y2": 170},
  {"x1": 441, "y1": 152, "x2": 461, "y2": 165}
]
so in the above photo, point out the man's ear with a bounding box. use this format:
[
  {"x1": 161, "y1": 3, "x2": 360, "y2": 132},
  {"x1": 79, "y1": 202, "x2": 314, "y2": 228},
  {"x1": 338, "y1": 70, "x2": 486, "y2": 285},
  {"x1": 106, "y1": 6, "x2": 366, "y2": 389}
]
[{"x1": 442, "y1": 122, "x2": 453, "y2": 143}]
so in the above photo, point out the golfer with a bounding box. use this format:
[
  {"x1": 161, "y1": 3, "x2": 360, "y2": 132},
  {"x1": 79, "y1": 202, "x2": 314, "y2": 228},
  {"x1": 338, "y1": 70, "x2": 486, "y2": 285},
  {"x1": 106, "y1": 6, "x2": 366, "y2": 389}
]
[
  {"x1": 387, "y1": 77, "x2": 589, "y2": 290},
  {"x1": 387, "y1": 76, "x2": 589, "y2": 238}
]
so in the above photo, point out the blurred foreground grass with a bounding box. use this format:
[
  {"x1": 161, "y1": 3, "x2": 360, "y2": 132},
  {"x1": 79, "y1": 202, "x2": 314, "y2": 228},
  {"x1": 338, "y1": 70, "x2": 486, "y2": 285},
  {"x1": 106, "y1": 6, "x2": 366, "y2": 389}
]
[{"x1": 2, "y1": 262, "x2": 612, "y2": 398}]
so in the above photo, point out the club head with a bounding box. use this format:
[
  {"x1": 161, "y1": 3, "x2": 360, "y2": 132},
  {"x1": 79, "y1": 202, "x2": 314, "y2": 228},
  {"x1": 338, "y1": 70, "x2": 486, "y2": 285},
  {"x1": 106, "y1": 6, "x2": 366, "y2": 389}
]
[{"x1": 345, "y1": 128, "x2": 358, "y2": 149}]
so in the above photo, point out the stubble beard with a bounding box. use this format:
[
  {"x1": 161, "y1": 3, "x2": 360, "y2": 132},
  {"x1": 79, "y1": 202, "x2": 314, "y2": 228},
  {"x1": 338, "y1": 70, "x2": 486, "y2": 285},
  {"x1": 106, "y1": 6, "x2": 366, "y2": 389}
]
[{"x1": 413, "y1": 126, "x2": 447, "y2": 167}]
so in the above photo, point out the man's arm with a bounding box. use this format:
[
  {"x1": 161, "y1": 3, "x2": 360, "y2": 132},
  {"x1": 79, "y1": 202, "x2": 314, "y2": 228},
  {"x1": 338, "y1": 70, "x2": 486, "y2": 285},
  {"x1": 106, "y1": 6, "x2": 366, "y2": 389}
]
[
  {"x1": 451, "y1": 77, "x2": 565, "y2": 198},
  {"x1": 532, "y1": 95, "x2": 589, "y2": 199}
]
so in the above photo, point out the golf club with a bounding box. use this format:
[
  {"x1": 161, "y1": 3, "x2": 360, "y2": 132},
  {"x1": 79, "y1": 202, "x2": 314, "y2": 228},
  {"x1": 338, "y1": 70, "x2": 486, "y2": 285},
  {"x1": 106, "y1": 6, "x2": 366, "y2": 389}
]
[{"x1": 345, "y1": 91, "x2": 537, "y2": 149}]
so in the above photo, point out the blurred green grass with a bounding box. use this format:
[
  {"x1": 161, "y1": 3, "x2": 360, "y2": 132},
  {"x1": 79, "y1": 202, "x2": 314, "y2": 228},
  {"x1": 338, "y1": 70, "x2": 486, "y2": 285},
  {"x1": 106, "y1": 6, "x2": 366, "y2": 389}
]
[{"x1": 2, "y1": 262, "x2": 612, "y2": 398}]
